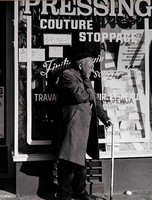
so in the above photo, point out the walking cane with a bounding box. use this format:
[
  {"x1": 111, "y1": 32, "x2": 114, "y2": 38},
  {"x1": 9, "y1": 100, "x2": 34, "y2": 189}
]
[{"x1": 110, "y1": 124, "x2": 114, "y2": 200}]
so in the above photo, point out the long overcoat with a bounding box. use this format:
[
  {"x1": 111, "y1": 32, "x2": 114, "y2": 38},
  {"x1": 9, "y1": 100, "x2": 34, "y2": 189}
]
[{"x1": 52, "y1": 68, "x2": 109, "y2": 166}]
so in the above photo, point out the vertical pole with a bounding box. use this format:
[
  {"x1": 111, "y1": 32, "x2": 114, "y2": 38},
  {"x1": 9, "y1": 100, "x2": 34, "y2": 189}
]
[
  {"x1": 144, "y1": 18, "x2": 150, "y2": 143},
  {"x1": 26, "y1": 16, "x2": 32, "y2": 145},
  {"x1": 14, "y1": 0, "x2": 19, "y2": 158},
  {"x1": 110, "y1": 125, "x2": 114, "y2": 200}
]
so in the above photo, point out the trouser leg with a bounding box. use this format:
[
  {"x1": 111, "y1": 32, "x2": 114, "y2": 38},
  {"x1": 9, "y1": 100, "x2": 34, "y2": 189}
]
[
  {"x1": 72, "y1": 164, "x2": 87, "y2": 194},
  {"x1": 57, "y1": 159, "x2": 76, "y2": 200},
  {"x1": 72, "y1": 162, "x2": 97, "y2": 200}
]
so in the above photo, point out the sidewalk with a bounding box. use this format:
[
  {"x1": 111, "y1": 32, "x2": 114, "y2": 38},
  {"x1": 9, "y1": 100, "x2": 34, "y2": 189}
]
[
  {"x1": 0, "y1": 180, "x2": 152, "y2": 200},
  {"x1": 0, "y1": 191, "x2": 152, "y2": 200}
]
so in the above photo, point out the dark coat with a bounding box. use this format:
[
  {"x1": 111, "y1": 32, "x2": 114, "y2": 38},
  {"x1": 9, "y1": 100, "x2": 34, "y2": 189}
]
[{"x1": 52, "y1": 68, "x2": 109, "y2": 166}]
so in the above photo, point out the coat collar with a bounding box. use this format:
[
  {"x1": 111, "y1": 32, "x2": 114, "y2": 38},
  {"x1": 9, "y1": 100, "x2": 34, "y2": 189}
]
[
  {"x1": 69, "y1": 68, "x2": 96, "y2": 106},
  {"x1": 69, "y1": 68, "x2": 83, "y2": 82}
]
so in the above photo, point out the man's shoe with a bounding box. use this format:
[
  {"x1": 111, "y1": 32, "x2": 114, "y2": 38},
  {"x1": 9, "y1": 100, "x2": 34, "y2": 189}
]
[
  {"x1": 72, "y1": 190, "x2": 97, "y2": 200},
  {"x1": 57, "y1": 192, "x2": 71, "y2": 200}
]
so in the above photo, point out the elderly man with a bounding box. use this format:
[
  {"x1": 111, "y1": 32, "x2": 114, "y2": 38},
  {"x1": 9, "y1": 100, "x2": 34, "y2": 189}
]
[{"x1": 52, "y1": 52, "x2": 111, "y2": 200}]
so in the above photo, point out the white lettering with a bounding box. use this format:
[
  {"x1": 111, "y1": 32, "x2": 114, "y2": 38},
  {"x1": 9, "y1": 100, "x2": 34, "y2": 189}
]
[
  {"x1": 24, "y1": 0, "x2": 40, "y2": 14},
  {"x1": 101, "y1": 33, "x2": 108, "y2": 43},
  {"x1": 24, "y1": 0, "x2": 152, "y2": 17},
  {"x1": 77, "y1": 0, "x2": 92, "y2": 16},
  {"x1": 118, "y1": 0, "x2": 134, "y2": 16},
  {"x1": 34, "y1": 94, "x2": 57, "y2": 101},
  {"x1": 41, "y1": 0, "x2": 59, "y2": 15},
  {"x1": 60, "y1": 0, "x2": 76, "y2": 15},
  {"x1": 94, "y1": 0, "x2": 109, "y2": 16},
  {"x1": 79, "y1": 32, "x2": 86, "y2": 42},
  {"x1": 135, "y1": 0, "x2": 151, "y2": 17},
  {"x1": 101, "y1": 32, "x2": 141, "y2": 43},
  {"x1": 40, "y1": 19, "x2": 47, "y2": 29},
  {"x1": 40, "y1": 19, "x2": 93, "y2": 30}
]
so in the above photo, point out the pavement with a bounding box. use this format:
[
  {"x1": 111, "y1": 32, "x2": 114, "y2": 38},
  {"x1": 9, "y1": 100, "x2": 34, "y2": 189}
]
[
  {"x1": 0, "y1": 190, "x2": 152, "y2": 200},
  {"x1": 0, "y1": 179, "x2": 152, "y2": 200}
]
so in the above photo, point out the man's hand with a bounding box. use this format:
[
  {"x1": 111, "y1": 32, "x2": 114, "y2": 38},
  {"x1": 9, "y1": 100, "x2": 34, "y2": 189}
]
[{"x1": 105, "y1": 119, "x2": 113, "y2": 129}]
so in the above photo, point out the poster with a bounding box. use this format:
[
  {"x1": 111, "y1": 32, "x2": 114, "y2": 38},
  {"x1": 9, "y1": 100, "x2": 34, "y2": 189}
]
[{"x1": 14, "y1": 0, "x2": 152, "y2": 161}]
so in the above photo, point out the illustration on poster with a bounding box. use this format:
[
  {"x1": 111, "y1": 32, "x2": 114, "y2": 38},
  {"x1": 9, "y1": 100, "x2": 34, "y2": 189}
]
[{"x1": 24, "y1": 0, "x2": 152, "y2": 17}]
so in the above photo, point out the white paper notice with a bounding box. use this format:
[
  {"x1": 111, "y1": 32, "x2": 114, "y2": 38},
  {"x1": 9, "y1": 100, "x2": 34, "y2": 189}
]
[
  {"x1": 120, "y1": 131, "x2": 130, "y2": 139},
  {"x1": 114, "y1": 122, "x2": 120, "y2": 132},
  {"x1": 49, "y1": 46, "x2": 63, "y2": 58},
  {"x1": 116, "y1": 110, "x2": 125, "y2": 118},
  {"x1": 105, "y1": 80, "x2": 126, "y2": 89},
  {"x1": 117, "y1": 105, "x2": 127, "y2": 111},
  {"x1": 135, "y1": 121, "x2": 144, "y2": 130},
  {"x1": 107, "y1": 109, "x2": 117, "y2": 122},
  {"x1": 105, "y1": 62, "x2": 115, "y2": 69},
  {"x1": 120, "y1": 120, "x2": 135, "y2": 130},
  {"x1": 19, "y1": 48, "x2": 27, "y2": 62},
  {"x1": 120, "y1": 121, "x2": 128, "y2": 129},
  {"x1": 44, "y1": 34, "x2": 72, "y2": 45},
  {"x1": 32, "y1": 49, "x2": 45, "y2": 61},
  {"x1": 19, "y1": 48, "x2": 45, "y2": 62},
  {"x1": 105, "y1": 52, "x2": 115, "y2": 60},
  {"x1": 129, "y1": 113, "x2": 140, "y2": 120},
  {"x1": 132, "y1": 143, "x2": 144, "y2": 151}
]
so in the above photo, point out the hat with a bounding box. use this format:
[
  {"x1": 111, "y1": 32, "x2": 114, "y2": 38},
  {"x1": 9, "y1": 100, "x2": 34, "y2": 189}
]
[{"x1": 72, "y1": 52, "x2": 92, "y2": 63}]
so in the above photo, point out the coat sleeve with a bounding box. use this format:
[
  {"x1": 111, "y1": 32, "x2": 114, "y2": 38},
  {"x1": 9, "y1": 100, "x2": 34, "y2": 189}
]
[
  {"x1": 95, "y1": 93, "x2": 110, "y2": 125},
  {"x1": 58, "y1": 70, "x2": 95, "y2": 103}
]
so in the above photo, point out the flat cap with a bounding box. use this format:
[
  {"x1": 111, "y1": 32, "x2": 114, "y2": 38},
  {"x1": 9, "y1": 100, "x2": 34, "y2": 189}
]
[{"x1": 72, "y1": 52, "x2": 92, "y2": 63}]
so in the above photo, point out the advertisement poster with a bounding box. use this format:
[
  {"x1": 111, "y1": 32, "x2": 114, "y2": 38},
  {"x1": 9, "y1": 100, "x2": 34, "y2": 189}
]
[{"x1": 14, "y1": 0, "x2": 152, "y2": 161}]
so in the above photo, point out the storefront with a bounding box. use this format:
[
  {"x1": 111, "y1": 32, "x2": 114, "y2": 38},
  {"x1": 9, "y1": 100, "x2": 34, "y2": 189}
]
[
  {"x1": 1, "y1": 0, "x2": 152, "y2": 197},
  {"x1": 0, "y1": 1, "x2": 14, "y2": 180}
]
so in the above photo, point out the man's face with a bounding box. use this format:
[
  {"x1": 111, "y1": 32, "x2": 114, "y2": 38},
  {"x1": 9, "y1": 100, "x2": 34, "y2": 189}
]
[{"x1": 80, "y1": 57, "x2": 94, "y2": 80}]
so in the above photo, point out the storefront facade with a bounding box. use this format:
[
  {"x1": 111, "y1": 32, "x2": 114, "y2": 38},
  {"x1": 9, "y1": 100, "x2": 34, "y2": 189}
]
[
  {"x1": 0, "y1": 1, "x2": 14, "y2": 180},
  {"x1": 1, "y1": 0, "x2": 152, "y2": 197}
]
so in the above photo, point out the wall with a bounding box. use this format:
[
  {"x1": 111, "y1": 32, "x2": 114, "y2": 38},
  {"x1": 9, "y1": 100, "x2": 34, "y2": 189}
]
[
  {"x1": 15, "y1": 158, "x2": 152, "y2": 197},
  {"x1": 102, "y1": 158, "x2": 152, "y2": 194}
]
